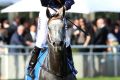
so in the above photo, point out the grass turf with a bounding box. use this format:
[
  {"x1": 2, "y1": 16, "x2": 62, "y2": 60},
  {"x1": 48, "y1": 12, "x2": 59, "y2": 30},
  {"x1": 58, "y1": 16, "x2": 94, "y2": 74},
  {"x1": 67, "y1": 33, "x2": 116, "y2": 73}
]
[{"x1": 78, "y1": 77, "x2": 120, "y2": 80}]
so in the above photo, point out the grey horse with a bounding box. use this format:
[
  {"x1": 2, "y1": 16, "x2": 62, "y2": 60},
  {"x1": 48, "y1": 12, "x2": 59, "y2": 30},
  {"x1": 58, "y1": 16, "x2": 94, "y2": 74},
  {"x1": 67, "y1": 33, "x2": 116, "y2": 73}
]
[{"x1": 37, "y1": 11, "x2": 77, "y2": 80}]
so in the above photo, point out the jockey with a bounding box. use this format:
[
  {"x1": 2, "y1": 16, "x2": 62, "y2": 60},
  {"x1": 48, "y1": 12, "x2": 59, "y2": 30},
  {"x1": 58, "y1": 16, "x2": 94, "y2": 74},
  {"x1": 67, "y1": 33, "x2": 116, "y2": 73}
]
[{"x1": 27, "y1": 0, "x2": 75, "y2": 77}]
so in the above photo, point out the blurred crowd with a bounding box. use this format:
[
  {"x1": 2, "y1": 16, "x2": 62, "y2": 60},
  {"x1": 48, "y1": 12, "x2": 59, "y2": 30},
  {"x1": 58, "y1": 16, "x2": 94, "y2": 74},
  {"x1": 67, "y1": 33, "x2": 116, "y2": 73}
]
[
  {"x1": 71, "y1": 17, "x2": 120, "y2": 52},
  {"x1": 0, "y1": 17, "x2": 38, "y2": 46},
  {"x1": 0, "y1": 16, "x2": 120, "y2": 52}
]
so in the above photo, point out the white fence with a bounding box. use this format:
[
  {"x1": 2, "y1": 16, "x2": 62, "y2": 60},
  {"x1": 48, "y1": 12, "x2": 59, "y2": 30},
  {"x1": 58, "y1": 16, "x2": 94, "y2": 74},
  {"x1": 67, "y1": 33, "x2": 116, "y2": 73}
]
[{"x1": 0, "y1": 45, "x2": 120, "y2": 79}]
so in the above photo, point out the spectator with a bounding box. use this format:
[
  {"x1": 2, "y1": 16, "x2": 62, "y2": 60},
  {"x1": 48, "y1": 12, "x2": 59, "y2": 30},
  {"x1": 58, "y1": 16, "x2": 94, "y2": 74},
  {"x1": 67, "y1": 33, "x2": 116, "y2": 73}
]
[
  {"x1": 24, "y1": 24, "x2": 36, "y2": 46},
  {"x1": 0, "y1": 19, "x2": 9, "y2": 44},
  {"x1": 73, "y1": 18, "x2": 94, "y2": 77},
  {"x1": 92, "y1": 18, "x2": 109, "y2": 52},
  {"x1": 2, "y1": 19, "x2": 10, "y2": 28},
  {"x1": 22, "y1": 19, "x2": 30, "y2": 35},
  {"x1": 9, "y1": 24, "x2": 25, "y2": 78},
  {"x1": 92, "y1": 18, "x2": 109, "y2": 76},
  {"x1": 116, "y1": 19, "x2": 120, "y2": 26},
  {"x1": 12, "y1": 16, "x2": 20, "y2": 28},
  {"x1": 107, "y1": 24, "x2": 119, "y2": 52},
  {"x1": 73, "y1": 18, "x2": 92, "y2": 47},
  {"x1": 34, "y1": 17, "x2": 39, "y2": 27},
  {"x1": 10, "y1": 25, "x2": 25, "y2": 53},
  {"x1": 113, "y1": 23, "x2": 120, "y2": 44},
  {"x1": 7, "y1": 17, "x2": 21, "y2": 44}
]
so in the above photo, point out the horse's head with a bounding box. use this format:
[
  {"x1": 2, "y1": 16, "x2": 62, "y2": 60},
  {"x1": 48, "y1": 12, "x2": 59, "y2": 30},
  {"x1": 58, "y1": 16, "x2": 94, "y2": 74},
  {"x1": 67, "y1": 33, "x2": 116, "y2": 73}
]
[
  {"x1": 45, "y1": 10, "x2": 73, "y2": 78},
  {"x1": 47, "y1": 17, "x2": 70, "y2": 77},
  {"x1": 48, "y1": 18, "x2": 65, "y2": 47}
]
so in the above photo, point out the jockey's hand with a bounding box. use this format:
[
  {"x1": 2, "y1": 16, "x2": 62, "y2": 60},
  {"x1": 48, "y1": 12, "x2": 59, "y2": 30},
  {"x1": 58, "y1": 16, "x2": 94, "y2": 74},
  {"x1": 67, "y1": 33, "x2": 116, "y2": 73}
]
[{"x1": 55, "y1": 6, "x2": 66, "y2": 16}]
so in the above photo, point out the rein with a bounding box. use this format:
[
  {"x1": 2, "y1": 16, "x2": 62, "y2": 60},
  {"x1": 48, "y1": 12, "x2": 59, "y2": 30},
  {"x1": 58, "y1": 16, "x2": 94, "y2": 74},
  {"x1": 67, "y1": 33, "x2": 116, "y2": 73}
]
[{"x1": 49, "y1": 7, "x2": 89, "y2": 36}]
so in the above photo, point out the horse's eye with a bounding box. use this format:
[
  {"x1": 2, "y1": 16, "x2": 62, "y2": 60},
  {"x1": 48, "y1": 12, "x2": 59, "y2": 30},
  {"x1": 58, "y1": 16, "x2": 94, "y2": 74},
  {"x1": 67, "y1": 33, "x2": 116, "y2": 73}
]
[
  {"x1": 48, "y1": 27, "x2": 50, "y2": 30},
  {"x1": 53, "y1": 42, "x2": 55, "y2": 46}
]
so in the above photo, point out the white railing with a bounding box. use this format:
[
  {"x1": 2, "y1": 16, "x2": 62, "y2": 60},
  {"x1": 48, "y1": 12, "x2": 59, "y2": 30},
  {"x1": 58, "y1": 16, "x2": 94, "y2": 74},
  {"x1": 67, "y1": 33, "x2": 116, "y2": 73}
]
[{"x1": 0, "y1": 45, "x2": 120, "y2": 79}]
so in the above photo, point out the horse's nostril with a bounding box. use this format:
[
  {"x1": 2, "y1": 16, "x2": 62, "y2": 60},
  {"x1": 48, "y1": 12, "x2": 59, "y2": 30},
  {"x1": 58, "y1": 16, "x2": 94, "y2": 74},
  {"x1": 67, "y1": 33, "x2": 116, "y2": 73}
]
[
  {"x1": 53, "y1": 42, "x2": 55, "y2": 46},
  {"x1": 52, "y1": 41, "x2": 64, "y2": 46},
  {"x1": 60, "y1": 41, "x2": 64, "y2": 46}
]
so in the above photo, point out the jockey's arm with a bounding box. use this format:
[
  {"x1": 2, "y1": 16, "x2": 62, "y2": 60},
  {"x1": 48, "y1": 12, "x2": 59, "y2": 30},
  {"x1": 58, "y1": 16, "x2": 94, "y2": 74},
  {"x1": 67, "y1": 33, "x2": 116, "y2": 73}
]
[
  {"x1": 83, "y1": 35, "x2": 91, "y2": 47},
  {"x1": 56, "y1": 0, "x2": 74, "y2": 16},
  {"x1": 64, "y1": 0, "x2": 75, "y2": 10}
]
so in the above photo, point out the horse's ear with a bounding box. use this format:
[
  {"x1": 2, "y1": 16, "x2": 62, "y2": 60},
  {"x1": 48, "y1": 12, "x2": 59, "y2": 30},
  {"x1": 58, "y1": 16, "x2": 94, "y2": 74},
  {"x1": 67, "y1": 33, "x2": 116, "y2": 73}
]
[{"x1": 46, "y1": 8, "x2": 51, "y2": 18}]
